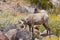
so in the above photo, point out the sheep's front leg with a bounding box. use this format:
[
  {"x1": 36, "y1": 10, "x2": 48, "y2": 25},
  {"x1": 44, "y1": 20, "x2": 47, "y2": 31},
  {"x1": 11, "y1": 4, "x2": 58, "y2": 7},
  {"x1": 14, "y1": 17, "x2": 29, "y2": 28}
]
[
  {"x1": 31, "y1": 24, "x2": 35, "y2": 40},
  {"x1": 29, "y1": 24, "x2": 35, "y2": 40},
  {"x1": 29, "y1": 24, "x2": 32, "y2": 32}
]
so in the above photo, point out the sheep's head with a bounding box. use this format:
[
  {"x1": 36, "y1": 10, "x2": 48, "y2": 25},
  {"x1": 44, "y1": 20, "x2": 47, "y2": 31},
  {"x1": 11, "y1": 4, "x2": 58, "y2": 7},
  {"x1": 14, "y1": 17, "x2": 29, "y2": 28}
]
[
  {"x1": 16, "y1": 20, "x2": 25, "y2": 29},
  {"x1": 21, "y1": 18, "x2": 29, "y2": 25}
]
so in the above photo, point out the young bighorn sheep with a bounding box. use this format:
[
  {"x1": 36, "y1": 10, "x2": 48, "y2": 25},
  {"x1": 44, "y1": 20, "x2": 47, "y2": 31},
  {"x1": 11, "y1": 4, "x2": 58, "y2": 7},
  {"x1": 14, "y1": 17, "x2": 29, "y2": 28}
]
[{"x1": 21, "y1": 10, "x2": 51, "y2": 40}]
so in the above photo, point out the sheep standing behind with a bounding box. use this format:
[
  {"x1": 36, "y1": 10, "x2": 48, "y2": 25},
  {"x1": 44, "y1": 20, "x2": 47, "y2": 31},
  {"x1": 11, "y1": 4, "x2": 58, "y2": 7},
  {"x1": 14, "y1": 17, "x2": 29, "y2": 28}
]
[{"x1": 21, "y1": 10, "x2": 51, "y2": 40}]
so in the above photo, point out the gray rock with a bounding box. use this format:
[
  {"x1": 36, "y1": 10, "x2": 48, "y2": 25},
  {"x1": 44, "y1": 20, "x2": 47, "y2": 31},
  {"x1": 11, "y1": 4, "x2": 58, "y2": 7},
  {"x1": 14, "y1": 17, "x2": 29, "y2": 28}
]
[
  {"x1": 16, "y1": 6, "x2": 29, "y2": 13},
  {"x1": 15, "y1": 5, "x2": 35, "y2": 13},
  {"x1": 16, "y1": 29, "x2": 31, "y2": 40},
  {"x1": 0, "y1": 23, "x2": 18, "y2": 33},
  {"x1": 5, "y1": 29, "x2": 17, "y2": 40}
]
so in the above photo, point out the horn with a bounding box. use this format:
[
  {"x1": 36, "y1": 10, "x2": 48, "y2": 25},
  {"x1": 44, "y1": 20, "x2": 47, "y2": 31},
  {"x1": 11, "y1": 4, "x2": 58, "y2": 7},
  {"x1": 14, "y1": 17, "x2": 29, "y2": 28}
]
[{"x1": 21, "y1": 19, "x2": 28, "y2": 24}]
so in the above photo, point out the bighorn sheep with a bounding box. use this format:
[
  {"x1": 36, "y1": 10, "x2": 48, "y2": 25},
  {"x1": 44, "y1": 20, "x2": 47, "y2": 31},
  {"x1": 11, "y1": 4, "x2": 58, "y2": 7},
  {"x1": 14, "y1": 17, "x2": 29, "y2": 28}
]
[
  {"x1": 21, "y1": 10, "x2": 50, "y2": 33},
  {"x1": 21, "y1": 10, "x2": 51, "y2": 40}
]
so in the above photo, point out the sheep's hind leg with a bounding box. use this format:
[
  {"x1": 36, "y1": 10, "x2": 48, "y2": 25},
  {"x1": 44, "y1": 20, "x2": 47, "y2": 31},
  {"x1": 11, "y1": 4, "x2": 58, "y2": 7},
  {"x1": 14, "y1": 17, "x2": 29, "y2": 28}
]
[{"x1": 43, "y1": 22, "x2": 51, "y2": 36}]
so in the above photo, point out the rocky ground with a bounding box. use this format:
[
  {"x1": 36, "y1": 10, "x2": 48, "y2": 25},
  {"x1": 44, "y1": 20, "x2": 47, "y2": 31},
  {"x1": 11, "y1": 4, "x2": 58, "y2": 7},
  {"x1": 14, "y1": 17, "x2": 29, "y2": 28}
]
[{"x1": 0, "y1": 0, "x2": 35, "y2": 15}]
